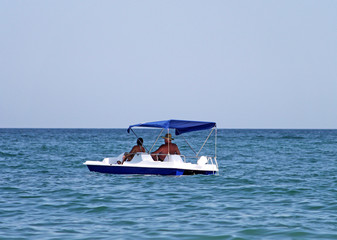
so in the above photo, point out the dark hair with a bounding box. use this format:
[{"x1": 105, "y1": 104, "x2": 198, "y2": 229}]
[{"x1": 137, "y1": 138, "x2": 143, "y2": 146}]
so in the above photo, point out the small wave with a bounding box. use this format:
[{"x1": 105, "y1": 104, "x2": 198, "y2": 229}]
[
  {"x1": 281, "y1": 136, "x2": 305, "y2": 140},
  {"x1": 0, "y1": 151, "x2": 17, "y2": 157},
  {"x1": 86, "y1": 206, "x2": 110, "y2": 213},
  {"x1": 41, "y1": 145, "x2": 48, "y2": 150}
]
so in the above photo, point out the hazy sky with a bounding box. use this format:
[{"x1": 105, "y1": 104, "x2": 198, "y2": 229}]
[{"x1": 1, "y1": 1, "x2": 336, "y2": 128}]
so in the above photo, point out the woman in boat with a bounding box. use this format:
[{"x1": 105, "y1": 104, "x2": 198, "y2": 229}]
[
  {"x1": 151, "y1": 133, "x2": 181, "y2": 161},
  {"x1": 118, "y1": 138, "x2": 145, "y2": 164}
]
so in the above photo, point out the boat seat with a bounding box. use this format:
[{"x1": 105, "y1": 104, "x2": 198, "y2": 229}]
[{"x1": 163, "y1": 154, "x2": 184, "y2": 164}]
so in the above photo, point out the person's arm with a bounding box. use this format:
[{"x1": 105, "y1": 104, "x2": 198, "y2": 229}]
[
  {"x1": 175, "y1": 145, "x2": 181, "y2": 155},
  {"x1": 151, "y1": 145, "x2": 163, "y2": 161},
  {"x1": 124, "y1": 145, "x2": 138, "y2": 161},
  {"x1": 129, "y1": 145, "x2": 139, "y2": 154},
  {"x1": 173, "y1": 144, "x2": 181, "y2": 155}
]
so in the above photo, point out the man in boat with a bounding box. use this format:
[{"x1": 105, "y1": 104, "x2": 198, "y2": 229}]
[
  {"x1": 151, "y1": 133, "x2": 181, "y2": 161},
  {"x1": 118, "y1": 138, "x2": 145, "y2": 164}
]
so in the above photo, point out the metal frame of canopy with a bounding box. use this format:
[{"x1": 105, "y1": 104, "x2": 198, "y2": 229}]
[{"x1": 127, "y1": 119, "x2": 217, "y2": 162}]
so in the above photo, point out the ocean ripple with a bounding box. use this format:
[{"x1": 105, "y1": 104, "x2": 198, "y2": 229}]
[{"x1": 1, "y1": 129, "x2": 337, "y2": 239}]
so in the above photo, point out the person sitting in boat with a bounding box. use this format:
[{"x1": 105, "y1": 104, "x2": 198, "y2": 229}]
[
  {"x1": 151, "y1": 133, "x2": 181, "y2": 161},
  {"x1": 118, "y1": 138, "x2": 145, "y2": 164}
]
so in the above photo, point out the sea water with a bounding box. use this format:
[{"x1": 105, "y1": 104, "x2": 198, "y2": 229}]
[{"x1": 0, "y1": 129, "x2": 336, "y2": 240}]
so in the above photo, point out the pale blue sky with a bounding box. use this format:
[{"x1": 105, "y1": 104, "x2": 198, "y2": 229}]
[{"x1": 1, "y1": 1, "x2": 336, "y2": 128}]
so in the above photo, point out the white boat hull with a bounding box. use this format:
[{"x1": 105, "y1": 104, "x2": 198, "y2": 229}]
[{"x1": 84, "y1": 153, "x2": 218, "y2": 175}]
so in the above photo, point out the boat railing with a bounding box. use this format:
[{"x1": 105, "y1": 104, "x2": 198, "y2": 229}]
[
  {"x1": 149, "y1": 153, "x2": 184, "y2": 162},
  {"x1": 139, "y1": 153, "x2": 217, "y2": 167},
  {"x1": 185, "y1": 155, "x2": 217, "y2": 165},
  {"x1": 149, "y1": 153, "x2": 216, "y2": 164}
]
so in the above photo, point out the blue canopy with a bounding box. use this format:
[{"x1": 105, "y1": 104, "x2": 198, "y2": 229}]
[{"x1": 127, "y1": 119, "x2": 216, "y2": 135}]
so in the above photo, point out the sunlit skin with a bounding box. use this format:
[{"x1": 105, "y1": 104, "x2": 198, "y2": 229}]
[
  {"x1": 118, "y1": 139, "x2": 145, "y2": 164},
  {"x1": 122, "y1": 145, "x2": 145, "y2": 163},
  {"x1": 151, "y1": 138, "x2": 181, "y2": 161}
]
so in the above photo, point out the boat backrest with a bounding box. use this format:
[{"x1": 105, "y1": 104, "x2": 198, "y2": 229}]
[
  {"x1": 128, "y1": 153, "x2": 144, "y2": 163},
  {"x1": 104, "y1": 153, "x2": 124, "y2": 164},
  {"x1": 140, "y1": 153, "x2": 154, "y2": 162},
  {"x1": 197, "y1": 156, "x2": 208, "y2": 165},
  {"x1": 163, "y1": 154, "x2": 184, "y2": 164}
]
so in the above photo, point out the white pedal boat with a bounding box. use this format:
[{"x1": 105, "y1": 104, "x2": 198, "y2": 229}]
[
  {"x1": 84, "y1": 153, "x2": 218, "y2": 175},
  {"x1": 84, "y1": 119, "x2": 219, "y2": 176}
]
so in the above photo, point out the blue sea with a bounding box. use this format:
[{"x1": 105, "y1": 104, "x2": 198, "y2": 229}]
[{"x1": 1, "y1": 129, "x2": 337, "y2": 240}]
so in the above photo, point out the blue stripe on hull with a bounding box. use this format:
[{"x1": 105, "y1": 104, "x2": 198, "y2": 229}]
[
  {"x1": 87, "y1": 165, "x2": 185, "y2": 175},
  {"x1": 183, "y1": 170, "x2": 216, "y2": 175}
]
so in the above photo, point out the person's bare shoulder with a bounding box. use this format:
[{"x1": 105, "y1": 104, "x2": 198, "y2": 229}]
[
  {"x1": 130, "y1": 145, "x2": 139, "y2": 153},
  {"x1": 171, "y1": 143, "x2": 178, "y2": 148}
]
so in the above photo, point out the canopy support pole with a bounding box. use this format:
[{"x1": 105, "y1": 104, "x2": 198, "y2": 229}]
[
  {"x1": 167, "y1": 128, "x2": 170, "y2": 155},
  {"x1": 197, "y1": 127, "x2": 214, "y2": 157},
  {"x1": 215, "y1": 127, "x2": 217, "y2": 158},
  {"x1": 148, "y1": 128, "x2": 164, "y2": 153},
  {"x1": 178, "y1": 130, "x2": 197, "y2": 156}
]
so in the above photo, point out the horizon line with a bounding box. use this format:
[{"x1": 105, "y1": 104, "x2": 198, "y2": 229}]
[{"x1": 0, "y1": 127, "x2": 336, "y2": 130}]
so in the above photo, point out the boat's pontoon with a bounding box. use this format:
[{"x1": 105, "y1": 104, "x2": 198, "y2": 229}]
[{"x1": 84, "y1": 119, "x2": 219, "y2": 175}]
